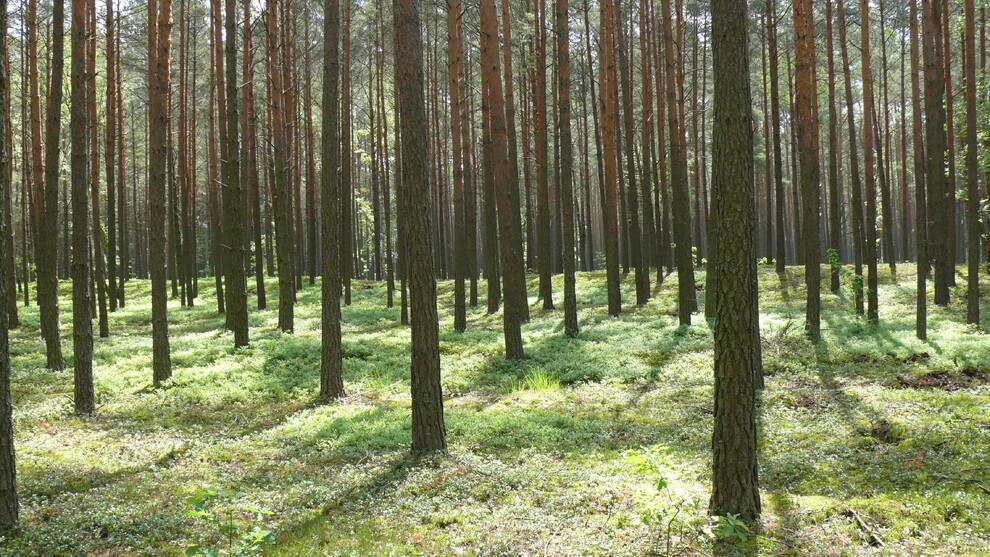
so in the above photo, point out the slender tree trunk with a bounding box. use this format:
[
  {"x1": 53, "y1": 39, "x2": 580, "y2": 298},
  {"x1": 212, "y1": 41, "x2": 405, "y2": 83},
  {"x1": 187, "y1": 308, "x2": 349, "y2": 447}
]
[
  {"x1": 150, "y1": 0, "x2": 174, "y2": 387},
  {"x1": 222, "y1": 0, "x2": 248, "y2": 346},
  {"x1": 0, "y1": 0, "x2": 17, "y2": 528},
  {"x1": 942, "y1": 0, "x2": 956, "y2": 288},
  {"x1": 394, "y1": 0, "x2": 446, "y2": 453},
  {"x1": 601, "y1": 0, "x2": 622, "y2": 317},
  {"x1": 826, "y1": 0, "x2": 841, "y2": 293},
  {"x1": 661, "y1": 0, "x2": 695, "y2": 324},
  {"x1": 267, "y1": 0, "x2": 294, "y2": 332},
  {"x1": 245, "y1": 0, "x2": 266, "y2": 310},
  {"x1": 481, "y1": 0, "x2": 526, "y2": 359},
  {"x1": 709, "y1": 0, "x2": 762, "y2": 522},
  {"x1": 342, "y1": 0, "x2": 353, "y2": 306},
  {"x1": 33, "y1": 0, "x2": 66, "y2": 370},
  {"x1": 911, "y1": 0, "x2": 927, "y2": 339},
  {"x1": 615, "y1": 0, "x2": 647, "y2": 305},
  {"x1": 795, "y1": 0, "x2": 821, "y2": 338},
  {"x1": 448, "y1": 0, "x2": 467, "y2": 332},
  {"x1": 72, "y1": 0, "x2": 95, "y2": 412},
  {"x1": 923, "y1": 0, "x2": 950, "y2": 306},
  {"x1": 838, "y1": 0, "x2": 866, "y2": 315},
  {"x1": 320, "y1": 0, "x2": 345, "y2": 401},
  {"x1": 106, "y1": 0, "x2": 118, "y2": 312},
  {"x1": 556, "y1": 0, "x2": 577, "y2": 336},
  {"x1": 534, "y1": 0, "x2": 553, "y2": 310},
  {"x1": 964, "y1": 0, "x2": 980, "y2": 325}
]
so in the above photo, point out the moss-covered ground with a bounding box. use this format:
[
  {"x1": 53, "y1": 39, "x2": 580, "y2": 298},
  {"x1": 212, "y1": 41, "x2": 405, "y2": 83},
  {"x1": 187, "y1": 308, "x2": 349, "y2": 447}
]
[{"x1": 1, "y1": 264, "x2": 988, "y2": 556}]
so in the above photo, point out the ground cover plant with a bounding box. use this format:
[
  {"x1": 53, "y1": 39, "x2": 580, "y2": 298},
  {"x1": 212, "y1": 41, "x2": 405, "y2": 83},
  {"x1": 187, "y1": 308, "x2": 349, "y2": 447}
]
[{"x1": 0, "y1": 266, "x2": 988, "y2": 556}]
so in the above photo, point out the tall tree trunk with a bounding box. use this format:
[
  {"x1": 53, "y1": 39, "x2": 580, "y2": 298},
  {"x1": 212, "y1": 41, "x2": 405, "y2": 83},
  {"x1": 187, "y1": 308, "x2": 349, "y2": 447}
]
[
  {"x1": 223, "y1": 0, "x2": 248, "y2": 346},
  {"x1": 615, "y1": 0, "x2": 647, "y2": 305},
  {"x1": 911, "y1": 0, "x2": 927, "y2": 339},
  {"x1": 448, "y1": 0, "x2": 467, "y2": 332},
  {"x1": 33, "y1": 0, "x2": 66, "y2": 370},
  {"x1": 837, "y1": 0, "x2": 866, "y2": 315},
  {"x1": 0, "y1": 0, "x2": 18, "y2": 529},
  {"x1": 534, "y1": 0, "x2": 553, "y2": 310},
  {"x1": 661, "y1": 0, "x2": 695, "y2": 324},
  {"x1": 556, "y1": 0, "x2": 577, "y2": 336},
  {"x1": 244, "y1": 0, "x2": 266, "y2": 310},
  {"x1": 481, "y1": 0, "x2": 527, "y2": 359},
  {"x1": 709, "y1": 0, "x2": 762, "y2": 522},
  {"x1": 267, "y1": 0, "x2": 294, "y2": 332},
  {"x1": 923, "y1": 0, "x2": 950, "y2": 306},
  {"x1": 601, "y1": 0, "x2": 622, "y2": 317},
  {"x1": 942, "y1": 0, "x2": 956, "y2": 288},
  {"x1": 320, "y1": 0, "x2": 345, "y2": 400},
  {"x1": 342, "y1": 0, "x2": 353, "y2": 306},
  {"x1": 767, "y1": 0, "x2": 785, "y2": 273},
  {"x1": 394, "y1": 0, "x2": 447, "y2": 453},
  {"x1": 72, "y1": 0, "x2": 95, "y2": 412},
  {"x1": 826, "y1": 0, "x2": 841, "y2": 293},
  {"x1": 106, "y1": 0, "x2": 118, "y2": 312},
  {"x1": 795, "y1": 0, "x2": 821, "y2": 338},
  {"x1": 150, "y1": 0, "x2": 174, "y2": 387},
  {"x1": 964, "y1": 0, "x2": 980, "y2": 325}
]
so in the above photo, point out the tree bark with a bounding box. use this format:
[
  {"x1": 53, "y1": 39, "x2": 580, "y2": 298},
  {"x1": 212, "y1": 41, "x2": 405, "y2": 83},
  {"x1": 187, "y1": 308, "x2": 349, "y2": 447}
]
[
  {"x1": 150, "y1": 0, "x2": 174, "y2": 387},
  {"x1": 795, "y1": 0, "x2": 821, "y2": 338},
  {"x1": 709, "y1": 0, "x2": 762, "y2": 522},
  {"x1": 964, "y1": 0, "x2": 980, "y2": 325},
  {"x1": 556, "y1": 0, "x2": 578, "y2": 336},
  {"x1": 72, "y1": 0, "x2": 95, "y2": 413},
  {"x1": 394, "y1": 0, "x2": 447, "y2": 452}
]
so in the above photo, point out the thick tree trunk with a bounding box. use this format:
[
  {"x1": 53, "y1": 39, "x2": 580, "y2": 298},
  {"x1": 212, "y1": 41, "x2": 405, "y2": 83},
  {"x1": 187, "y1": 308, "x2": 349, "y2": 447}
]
[
  {"x1": 320, "y1": 0, "x2": 345, "y2": 401},
  {"x1": 72, "y1": 0, "x2": 95, "y2": 413},
  {"x1": 709, "y1": 0, "x2": 762, "y2": 522},
  {"x1": 600, "y1": 0, "x2": 622, "y2": 317},
  {"x1": 394, "y1": 0, "x2": 446, "y2": 452}
]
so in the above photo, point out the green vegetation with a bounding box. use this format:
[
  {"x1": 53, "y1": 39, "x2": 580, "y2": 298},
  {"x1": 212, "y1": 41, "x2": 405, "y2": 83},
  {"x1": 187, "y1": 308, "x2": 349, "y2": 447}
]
[{"x1": 1, "y1": 266, "x2": 989, "y2": 556}]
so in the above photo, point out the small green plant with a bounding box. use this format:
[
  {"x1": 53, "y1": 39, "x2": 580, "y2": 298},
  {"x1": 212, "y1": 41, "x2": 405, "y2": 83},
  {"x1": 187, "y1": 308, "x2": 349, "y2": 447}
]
[
  {"x1": 712, "y1": 513, "x2": 751, "y2": 543},
  {"x1": 185, "y1": 488, "x2": 275, "y2": 557},
  {"x1": 512, "y1": 367, "x2": 560, "y2": 392},
  {"x1": 828, "y1": 248, "x2": 867, "y2": 307},
  {"x1": 626, "y1": 446, "x2": 700, "y2": 555}
]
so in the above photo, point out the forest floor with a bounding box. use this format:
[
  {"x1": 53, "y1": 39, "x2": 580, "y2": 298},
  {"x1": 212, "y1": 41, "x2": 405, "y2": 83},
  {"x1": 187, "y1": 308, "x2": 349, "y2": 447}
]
[{"x1": 1, "y1": 264, "x2": 989, "y2": 556}]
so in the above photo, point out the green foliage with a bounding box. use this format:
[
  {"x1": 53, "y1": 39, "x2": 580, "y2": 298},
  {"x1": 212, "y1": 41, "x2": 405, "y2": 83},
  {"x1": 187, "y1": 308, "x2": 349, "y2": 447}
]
[
  {"x1": 711, "y1": 513, "x2": 751, "y2": 543},
  {"x1": 185, "y1": 488, "x2": 275, "y2": 557}
]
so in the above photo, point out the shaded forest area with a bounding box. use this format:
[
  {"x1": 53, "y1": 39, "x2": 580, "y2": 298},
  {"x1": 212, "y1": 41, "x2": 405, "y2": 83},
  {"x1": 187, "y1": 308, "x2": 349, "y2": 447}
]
[{"x1": 0, "y1": 0, "x2": 988, "y2": 554}]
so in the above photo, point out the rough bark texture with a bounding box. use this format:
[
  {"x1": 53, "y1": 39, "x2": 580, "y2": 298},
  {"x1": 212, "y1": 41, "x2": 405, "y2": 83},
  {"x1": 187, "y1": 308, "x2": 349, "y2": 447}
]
[
  {"x1": 923, "y1": 0, "x2": 949, "y2": 307},
  {"x1": 394, "y1": 0, "x2": 447, "y2": 452},
  {"x1": 556, "y1": 0, "x2": 578, "y2": 336},
  {"x1": 794, "y1": 0, "x2": 820, "y2": 339},
  {"x1": 35, "y1": 0, "x2": 66, "y2": 370},
  {"x1": 825, "y1": 0, "x2": 841, "y2": 293},
  {"x1": 449, "y1": 0, "x2": 467, "y2": 333},
  {"x1": 601, "y1": 0, "x2": 622, "y2": 317},
  {"x1": 0, "y1": 0, "x2": 18, "y2": 529},
  {"x1": 910, "y1": 0, "x2": 927, "y2": 339},
  {"x1": 320, "y1": 0, "x2": 345, "y2": 401},
  {"x1": 963, "y1": 0, "x2": 980, "y2": 325},
  {"x1": 150, "y1": 0, "x2": 174, "y2": 387},
  {"x1": 860, "y1": 0, "x2": 880, "y2": 323},
  {"x1": 72, "y1": 0, "x2": 95, "y2": 414},
  {"x1": 660, "y1": 0, "x2": 695, "y2": 324},
  {"x1": 837, "y1": 0, "x2": 866, "y2": 316},
  {"x1": 222, "y1": 0, "x2": 248, "y2": 346},
  {"x1": 710, "y1": 0, "x2": 761, "y2": 522},
  {"x1": 481, "y1": 0, "x2": 526, "y2": 359},
  {"x1": 267, "y1": 0, "x2": 294, "y2": 332}
]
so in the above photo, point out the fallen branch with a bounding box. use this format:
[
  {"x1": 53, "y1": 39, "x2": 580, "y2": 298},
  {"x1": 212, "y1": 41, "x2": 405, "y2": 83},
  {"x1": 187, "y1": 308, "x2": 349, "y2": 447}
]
[{"x1": 844, "y1": 509, "x2": 884, "y2": 547}]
